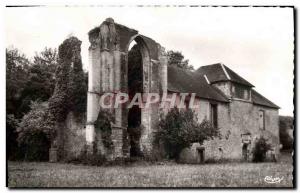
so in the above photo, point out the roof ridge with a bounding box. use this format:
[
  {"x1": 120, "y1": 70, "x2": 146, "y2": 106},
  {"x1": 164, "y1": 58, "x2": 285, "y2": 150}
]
[
  {"x1": 220, "y1": 63, "x2": 231, "y2": 80},
  {"x1": 224, "y1": 65, "x2": 254, "y2": 87},
  {"x1": 197, "y1": 63, "x2": 223, "y2": 70},
  {"x1": 203, "y1": 74, "x2": 210, "y2": 84}
]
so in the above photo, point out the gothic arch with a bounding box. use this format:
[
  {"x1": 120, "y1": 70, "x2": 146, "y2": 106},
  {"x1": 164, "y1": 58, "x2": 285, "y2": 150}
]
[{"x1": 86, "y1": 18, "x2": 168, "y2": 159}]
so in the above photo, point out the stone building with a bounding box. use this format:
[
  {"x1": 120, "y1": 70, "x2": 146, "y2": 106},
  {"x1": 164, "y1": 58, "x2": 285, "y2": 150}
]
[
  {"x1": 177, "y1": 64, "x2": 280, "y2": 163},
  {"x1": 59, "y1": 18, "x2": 280, "y2": 162}
]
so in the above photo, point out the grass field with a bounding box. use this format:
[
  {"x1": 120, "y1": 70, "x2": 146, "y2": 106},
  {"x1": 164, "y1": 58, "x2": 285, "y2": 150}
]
[{"x1": 7, "y1": 154, "x2": 293, "y2": 188}]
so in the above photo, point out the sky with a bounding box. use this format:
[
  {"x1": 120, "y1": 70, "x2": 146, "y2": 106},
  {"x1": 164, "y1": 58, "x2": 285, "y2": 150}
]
[{"x1": 4, "y1": 6, "x2": 294, "y2": 116}]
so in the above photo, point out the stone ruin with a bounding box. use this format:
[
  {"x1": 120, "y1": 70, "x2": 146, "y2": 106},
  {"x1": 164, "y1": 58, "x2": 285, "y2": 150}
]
[{"x1": 85, "y1": 18, "x2": 168, "y2": 160}]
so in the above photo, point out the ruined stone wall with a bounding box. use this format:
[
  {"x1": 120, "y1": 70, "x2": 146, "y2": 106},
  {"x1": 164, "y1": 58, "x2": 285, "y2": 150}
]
[
  {"x1": 86, "y1": 18, "x2": 167, "y2": 160},
  {"x1": 140, "y1": 45, "x2": 167, "y2": 158},
  {"x1": 63, "y1": 112, "x2": 86, "y2": 160}
]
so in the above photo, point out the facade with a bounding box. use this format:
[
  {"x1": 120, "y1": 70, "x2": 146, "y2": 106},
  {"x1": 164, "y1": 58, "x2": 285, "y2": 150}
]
[
  {"x1": 60, "y1": 18, "x2": 280, "y2": 163},
  {"x1": 178, "y1": 64, "x2": 280, "y2": 163}
]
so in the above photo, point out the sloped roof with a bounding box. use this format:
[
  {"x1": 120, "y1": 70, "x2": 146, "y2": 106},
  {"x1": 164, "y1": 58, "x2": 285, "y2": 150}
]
[
  {"x1": 252, "y1": 89, "x2": 280, "y2": 109},
  {"x1": 168, "y1": 64, "x2": 279, "y2": 109},
  {"x1": 167, "y1": 66, "x2": 229, "y2": 103},
  {"x1": 197, "y1": 63, "x2": 254, "y2": 87}
]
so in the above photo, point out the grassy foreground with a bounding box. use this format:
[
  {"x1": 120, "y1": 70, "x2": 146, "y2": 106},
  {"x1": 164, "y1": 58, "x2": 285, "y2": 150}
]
[{"x1": 8, "y1": 155, "x2": 293, "y2": 188}]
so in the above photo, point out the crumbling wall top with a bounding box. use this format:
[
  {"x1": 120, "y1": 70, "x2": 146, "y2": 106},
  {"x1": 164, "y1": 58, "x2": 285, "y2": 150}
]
[{"x1": 88, "y1": 18, "x2": 160, "y2": 60}]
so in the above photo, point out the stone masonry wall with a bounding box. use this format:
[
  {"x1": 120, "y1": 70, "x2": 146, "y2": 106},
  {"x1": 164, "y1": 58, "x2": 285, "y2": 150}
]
[
  {"x1": 213, "y1": 82, "x2": 232, "y2": 98},
  {"x1": 179, "y1": 98, "x2": 279, "y2": 163},
  {"x1": 63, "y1": 112, "x2": 86, "y2": 160},
  {"x1": 203, "y1": 100, "x2": 279, "y2": 161}
]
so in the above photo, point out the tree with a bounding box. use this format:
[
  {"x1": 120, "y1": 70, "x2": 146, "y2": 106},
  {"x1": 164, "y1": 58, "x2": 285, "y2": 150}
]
[
  {"x1": 167, "y1": 50, "x2": 194, "y2": 70},
  {"x1": 19, "y1": 48, "x2": 58, "y2": 115},
  {"x1": 32, "y1": 47, "x2": 57, "y2": 95},
  {"x1": 155, "y1": 108, "x2": 220, "y2": 160},
  {"x1": 6, "y1": 48, "x2": 31, "y2": 160},
  {"x1": 6, "y1": 48, "x2": 30, "y2": 118},
  {"x1": 7, "y1": 114, "x2": 20, "y2": 160},
  {"x1": 279, "y1": 116, "x2": 294, "y2": 151},
  {"x1": 33, "y1": 47, "x2": 58, "y2": 68}
]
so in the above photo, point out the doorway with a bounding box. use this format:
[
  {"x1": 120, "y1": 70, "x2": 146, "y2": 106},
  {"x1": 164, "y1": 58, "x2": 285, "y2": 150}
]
[
  {"x1": 242, "y1": 143, "x2": 249, "y2": 161},
  {"x1": 197, "y1": 147, "x2": 205, "y2": 163}
]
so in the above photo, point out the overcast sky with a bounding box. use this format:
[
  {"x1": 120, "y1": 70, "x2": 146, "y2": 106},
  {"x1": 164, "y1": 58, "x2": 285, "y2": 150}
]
[{"x1": 5, "y1": 6, "x2": 294, "y2": 116}]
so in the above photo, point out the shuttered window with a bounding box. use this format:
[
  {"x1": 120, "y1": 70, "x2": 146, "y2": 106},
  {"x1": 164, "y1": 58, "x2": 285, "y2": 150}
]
[
  {"x1": 259, "y1": 110, "x2": 265, "y2": 130},
  {"x1": 210, "y1": 103, "x2": 218, "y2": 128}
]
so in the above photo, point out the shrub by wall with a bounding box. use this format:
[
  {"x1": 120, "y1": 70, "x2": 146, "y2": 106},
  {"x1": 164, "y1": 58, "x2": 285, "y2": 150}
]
[
  {"x1": 155, "y1": 108, "x2": 220, "y2": 160},
  {"x1": 252, "y1": 136, "x2": 272, "y2": 162}
]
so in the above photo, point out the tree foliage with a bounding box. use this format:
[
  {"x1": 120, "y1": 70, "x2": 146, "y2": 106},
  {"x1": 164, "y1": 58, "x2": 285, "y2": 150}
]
[
  {"x1": 155, "y1": 108, "x2": 220, "y2": 160},
  {"x1": 167, "y1": 50, "x2": 194, "y2": 70},
  {"x1": 6, "y1": 39, "x2": 87, "y2": 160},
  {"x1": 279, "y1": 116, "x2": 293, "y2": 151},
  {"x1": 19, "y1": 48, "x2": 58, "y2": 115},
  {"x1": 6, "y1": 48, "x2": 31, "y2": 160},
  {"x1": 7, "y1": 114, "x2": 20, "y2": 160},
  {"x1": 6, "y1": 48, "x2": 30, "y2": 118}
]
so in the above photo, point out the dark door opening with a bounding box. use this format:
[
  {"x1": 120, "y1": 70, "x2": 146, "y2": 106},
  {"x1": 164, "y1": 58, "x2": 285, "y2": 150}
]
[
  {"x1": 197, "y1": 147, "x2": 205, "y2": 163},
  {"x1": 210, "y1": 103, "x2": 218, "y2": 128},
  {"x1": 242, "y1": 143, "x2": 249, "y2": 161}
]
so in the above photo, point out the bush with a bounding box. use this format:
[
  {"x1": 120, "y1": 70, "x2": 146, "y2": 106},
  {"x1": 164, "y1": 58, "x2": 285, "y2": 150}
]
[
  {"x1": 252, "y1": 136, "x2": 272, "y2": 162},
  {"x1": 70, "y1": 143, "x2": 107, "y2": 166},
  {"x1": 17, "y1": 101, "x2": 54, "y2": 161},
  {"x1": 22, "y1": 131, "x2": 51, "y2": 161},
  {"x1": 94, "y1": 110, "x2": 114, "y2": 149},
  {"x1": 155, "y1": 108, "x2": 220, "y2": 160}
]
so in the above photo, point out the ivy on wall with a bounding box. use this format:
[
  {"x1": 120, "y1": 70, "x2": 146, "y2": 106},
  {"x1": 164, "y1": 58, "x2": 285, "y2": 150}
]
[{"x1": 47, "y1": 36, "x2": 87, "y2": 140}]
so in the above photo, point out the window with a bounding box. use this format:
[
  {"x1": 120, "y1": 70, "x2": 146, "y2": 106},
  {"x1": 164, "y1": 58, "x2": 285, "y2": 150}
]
[
  {"x1": 259, "y1": 110, "x2": 265, "y2": 130},
  {"x1": 232, "y1": 84, "x2": 250, "y2": 100},
  {"x1": 185, "y1": 99, "x2": 190, "y2": 109},
  {"x1": 210, "y1": 103, "x2": 218, "y2": 128}
]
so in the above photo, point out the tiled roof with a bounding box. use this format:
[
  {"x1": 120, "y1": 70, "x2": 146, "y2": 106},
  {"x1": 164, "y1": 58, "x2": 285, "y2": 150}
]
[
  {"x1": 197, "y1": 63, "x2": 254, "y2": 87},
  {"x1": 252, "y1": 89, "x2": 280, "y2": 109},
  {"x1": 167, "y1": 66, "x2": 229, "y2": 103},
  {"x1": 168, "y1": 64, "x2": 279, "y2": 109}
]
